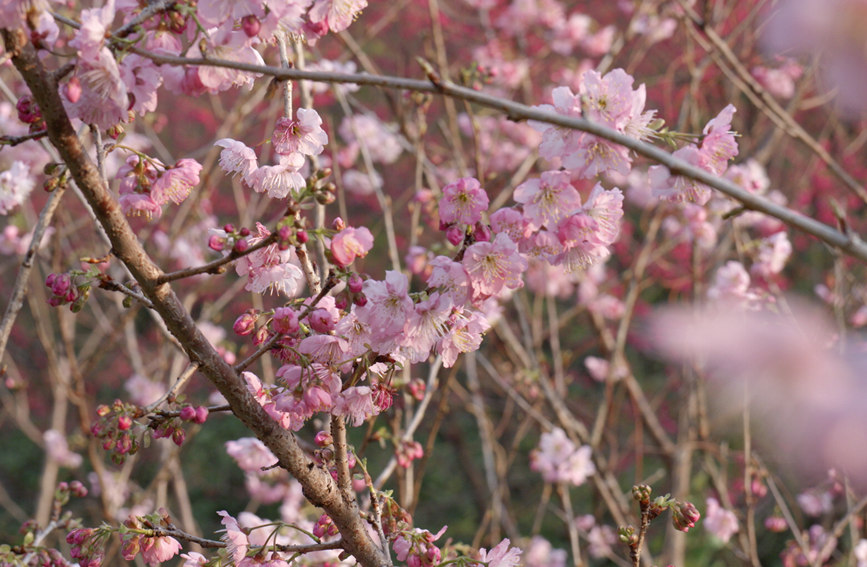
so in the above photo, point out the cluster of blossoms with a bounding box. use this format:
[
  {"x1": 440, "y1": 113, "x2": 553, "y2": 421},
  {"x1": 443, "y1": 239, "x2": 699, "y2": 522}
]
[
  {"x1": 120, "y1": 512, "x2": 182, "y2": 565},
  {"x1": 531, "y1": 68, "x2": 657, "y2": 178},
  {"x1": 90, "y1": 400, "x2": 142, "y2": 463},
  {"x1": 214, "y1": 106, "x2": 328, "y2": 202},
  {"x1": 530, "y1": 427, "x2": 596, "y2": 485},
  {"x1": 649, "y1": 104, "x2": 739, "y2": 205},
  {"x1": 115, "y1": 154, "x2": 202, "y2": 220},
  {"x1": 66, "y1": 527, "x2": 111, "y2": 567}
]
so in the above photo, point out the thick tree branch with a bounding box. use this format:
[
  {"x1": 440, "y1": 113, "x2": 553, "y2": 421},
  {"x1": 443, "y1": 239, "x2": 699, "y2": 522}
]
[{"x1": 2, "y1": 29, "x2": 387, "y2": 567}]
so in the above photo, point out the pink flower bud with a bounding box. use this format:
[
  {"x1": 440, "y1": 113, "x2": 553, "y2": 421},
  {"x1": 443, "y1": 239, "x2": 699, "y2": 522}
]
[
  {"x1": 347, "y1": 273, "x2": 364, "y2": 294},
  {"x1": 64, "y1": 77, "x2": 82, "y2": 104},
  {"x1": 407, "y1": 378, "x2": 426, "y2": 401},
  {"x1": 278, "y1": 225, "x2": 292, "y2": 241},
  {"x1": 194, "y1": 406, "x2": 209, "y2": 424},
  {"x1": 241, "y1": 15, "x2": 261, "y2": 37},
  {"x1": 233, "y1": 312, "x2": 257, "y2": 336},
  {"x1": 179, "y1": 405, "x2": 196, "y2": 422},
  {"x1": 296, "y1": 229, "x2": 309, "y2": 244},
  {"x1": 764, "y1": 516, "x2": 787, "y2": 532},
  {"x1": 233, "y1": 239, "x2": 249, "y2": 253},
  {"x1": 331, "y1": 217, "x2": 346, "y2": 231},
  {"x1": 445, "y1": 225, "x2": 464, "y2": 246},
  {"x1": 253, "y1": 325, "x2": 270, "y2": 346},
  {"x1": 117, "y1": 414, "x2": 132, "y2": 430},
  {"x1": 171, "y1": 428, "x2": 185, "y2": 446},
  {"x1": 223, "y1": 223, "x2": 235, "y2": 233},
  {"x1": 473, "y1": 222, "x2": 491, "y2": 242},
  {"x1": 16, "y1": 95, "x2": 41, "y2": 124},
  {"x1": 208, "y1": 234, "x2": 225, "y2": 252},
  {"x1": 315, "y1": 431, "x2": 333, "y2": 446},
  {"x1": 354, "y1": 293, "x2": 367, "y2": 307},
  {"x1": 239, "y1": 227, "x2": 251, "y2": 237}
]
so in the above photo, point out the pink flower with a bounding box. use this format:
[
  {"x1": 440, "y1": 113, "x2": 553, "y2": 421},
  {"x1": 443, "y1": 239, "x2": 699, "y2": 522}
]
[
  {"x1": 150, "y1": 159, "x2": 202, "y2": 205},
  {"x1": 180, "y1": 552, "x2": 207, "y2": 566},
  {"x1": 513, "y1": 170, "x2": 581, "y2": 230},
  {"x1": 246, "y1": 152, "x2": 306, "y2": 200},
  {"x1": 523, "y1": 536, "x2": 567, "y2": 567},
  {"x1": 530, "y1": 427, "x2": 596, "y2": 485},
  {"x1": 330, "y1": 226, "x2": 374, "y2": 267},
  {"x1": 338, "y1": 114, "x2": 402, "y2": 164},
  {"x1": 0, "y1": 161, "x2": 35, "y2": 215},
  {"x1": 193, "y1": 29, "x2": 264, "y2": 93},
  {"x1": 119, "y1": 193, "x2": 162, "y2": 220},
  {"x1": 582, "y1": 184, "x2": 624, "y2": 245},
  {"x1": 704, "y1": 498, "x2": 738, "y2": 543},
  {"x1": 272, "y1": 108, "x2": 328, "y2": 156},
  {"x1": 235, "y1": 223, "x2": 305, "y2": 297},
  {"x1": 439, "y1": 177, "x2": 490, "y2": 226},
  {"x1": 218, "y1": 511, "x2": 249, "y2": 564},
  {"x1": 437, "y1": 308, "x2": 490, "y2": 368},
  {"x1": 225, "y1": 437, "x2": 277, "y2": 473},
  {"x1": 477, "y1": 539, "x2": 523, "y2": 567},
  {"x1": 196, "y1": 0, "x2": 264, "y2": 27},
  {"x1": 400, "y1": 292, "x2": 452, "y2": 363},
  {"x1": 462, "y1": 233, "x2": 527, "y2": 301},
  {"x1": 66, "y1": 48, "x2": 129, "y2": 130},
  {"x1": 355, "y1": 271, "x2": 413, "y2": 347},
  {"x1": 215, "y1": 138, "x2": 258, "y2": 181},
  {"x1": 308, "y1": 0, "x2": 368, "y2": 33},
  {"x1": 140, "y1": 535, "x2": 182, "y2": 564},
  {"x1": 44, "y1": 429, "x2": 83, "y2": 468},
  {"x1": 649, "y1": 146, "x2": 712, "y2": 205},
  {"x1": 119, "y1": 54, "x2": 162, "y2": 115},
  {"x1": 531, "y1": 86, "x2": 583, "y2": 164},
  {"x1": 334, "y1": 386, "x2": 378, "y2": 426},
  {"x1": 700, "y1": 104, "x2": 738, "y2": 174},
  {"x1": 707, "y1": 261, "x2": 752, "y2": 302},
  {"x1": 751, "y1": 232, "x2": 791, "y2": 279},
  {"x1": 69, "y1": 0, "x2": 115, "y2": 62}
]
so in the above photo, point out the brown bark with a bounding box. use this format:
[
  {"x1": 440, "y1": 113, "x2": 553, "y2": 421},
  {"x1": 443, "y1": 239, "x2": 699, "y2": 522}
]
[{"x1": 2, "y1": 28, "x2": 387, "y2": 567}]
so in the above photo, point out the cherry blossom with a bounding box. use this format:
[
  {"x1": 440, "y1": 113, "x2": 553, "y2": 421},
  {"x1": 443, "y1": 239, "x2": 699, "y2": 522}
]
[
  {"x1": 513, "y1": 170, "x2": 581, "y2": 230},
  {"x1": 462, "y1": 233, "x2": 527, "y2": 301},
  {"x1": 477, "y1": 539, "x2": 522, "y2": 567},
  {"x1": 235, "y1": 223, "x2": 305, "y2": 297},
  {"x1": 272, "y1": 108, "x2": 328, "y2": 157},
  {"x1": 247, "y1": 152, "x2": 306, "y2": 200},
  {"x1": 704, "y1": 497, "x2": 739, "y2": 543},
  {"x1": 215, "y1": 138, "x2": 258, "y2": 181},
  {"x1": 330, "y1": 225, "x2": 374, "y2": 267},
  {"x1": 439, "y1": 177, "x2": 490, "y2": 226},
  {"x1": 0, "y1": 161, "x2": 35, "y2": 215},
  {"x1": 530, "y1": 427, "x2": 596, "y2": 485}
]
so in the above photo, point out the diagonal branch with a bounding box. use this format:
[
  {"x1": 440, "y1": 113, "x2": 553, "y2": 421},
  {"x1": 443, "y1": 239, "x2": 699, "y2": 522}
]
[
  {"x1": 1, "y1": 29, "x2": 387, "y2": 567},
  {"x1": 126, "y1": 47, "x2": 867, "y2": 264}
]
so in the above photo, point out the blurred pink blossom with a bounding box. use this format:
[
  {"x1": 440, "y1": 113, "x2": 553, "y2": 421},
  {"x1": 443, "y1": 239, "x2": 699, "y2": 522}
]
[{"x1": 704, "y1": 497, "x2": 739, "y2": 543}]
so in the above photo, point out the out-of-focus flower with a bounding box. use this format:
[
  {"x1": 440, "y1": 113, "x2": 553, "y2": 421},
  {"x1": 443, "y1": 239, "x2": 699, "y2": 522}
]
[
  {"x1": 650, "y1": 300, "x2": 867, "y2": 487},
  {"x1": 762, "y1": 0, "x2": 867, "y2": 116},
  {"x1": 704, "y1": 497, "x2": 738, "y2": 542},
  {"x1": 530, "y1": 427, "x2": 596, "y2": 485}
]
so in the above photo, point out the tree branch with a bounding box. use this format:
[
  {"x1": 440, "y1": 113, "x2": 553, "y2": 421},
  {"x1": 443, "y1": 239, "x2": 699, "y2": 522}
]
[
  {"x1": 127, "y1": 47, "x2": 867, "y2": 264},
  {"x1": 2, "y1": 29, "x2": 387, "y2": 567}
]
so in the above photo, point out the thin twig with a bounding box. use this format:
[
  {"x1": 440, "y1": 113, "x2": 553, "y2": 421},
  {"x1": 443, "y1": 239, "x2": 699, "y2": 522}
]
[
  {"x1": 0, "y1": 185, "x2": 66, "y2": 363},
  {"x1": 157, "y1": 232, "x2": 279, "y2": 284}
]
